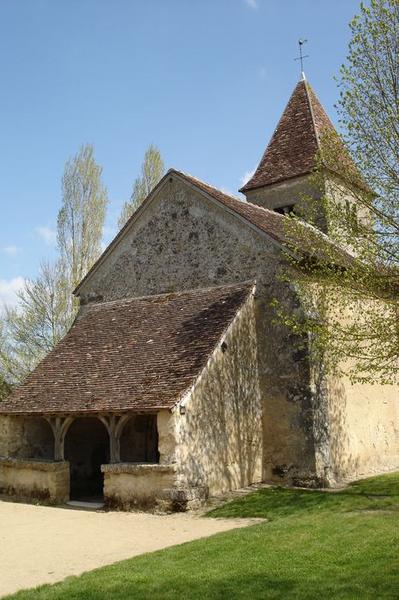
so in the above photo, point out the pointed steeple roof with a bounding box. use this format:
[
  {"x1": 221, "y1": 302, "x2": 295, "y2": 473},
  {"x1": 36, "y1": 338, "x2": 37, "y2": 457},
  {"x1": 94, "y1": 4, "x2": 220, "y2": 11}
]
[{"x1": 240, "y1": 79, "x2": 335, "y2": 192}]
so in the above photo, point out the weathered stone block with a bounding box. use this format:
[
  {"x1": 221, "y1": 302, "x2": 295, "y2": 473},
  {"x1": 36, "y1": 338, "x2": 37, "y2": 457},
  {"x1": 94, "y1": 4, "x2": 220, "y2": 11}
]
[
  {"x1": 0, "y1": 458, "x2": 69, "y2": 504},
  {"x1": 101, "y1": 463, "x2": 178, "y2": 510}
]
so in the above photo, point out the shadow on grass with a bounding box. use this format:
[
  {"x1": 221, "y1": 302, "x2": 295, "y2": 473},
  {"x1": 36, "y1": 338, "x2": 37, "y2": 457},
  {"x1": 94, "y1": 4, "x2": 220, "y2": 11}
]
[{"x1": 207, "y1": 472, "x2": 399, "y2": 520}]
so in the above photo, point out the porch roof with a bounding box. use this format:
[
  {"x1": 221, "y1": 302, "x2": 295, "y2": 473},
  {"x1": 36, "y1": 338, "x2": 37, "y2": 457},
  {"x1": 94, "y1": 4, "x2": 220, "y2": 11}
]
[{"x1": 0, "y1": 282, "x2": 253, "y2": 416}]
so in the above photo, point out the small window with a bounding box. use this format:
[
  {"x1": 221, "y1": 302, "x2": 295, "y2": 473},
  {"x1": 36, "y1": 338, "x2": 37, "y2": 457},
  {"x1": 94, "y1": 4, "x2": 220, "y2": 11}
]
[{"x1": 274, "y1": 204, "x2": 296, "y2": 215}]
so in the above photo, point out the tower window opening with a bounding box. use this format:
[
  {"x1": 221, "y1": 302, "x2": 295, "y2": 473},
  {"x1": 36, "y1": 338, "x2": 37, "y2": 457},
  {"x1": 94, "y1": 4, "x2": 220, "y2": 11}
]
[{"x1": 274, "y1": 204, "x2": 296, "y2": 216}]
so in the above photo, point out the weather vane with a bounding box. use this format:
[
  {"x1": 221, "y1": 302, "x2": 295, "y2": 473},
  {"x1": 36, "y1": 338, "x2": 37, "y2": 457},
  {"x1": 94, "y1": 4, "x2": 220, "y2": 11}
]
[{"x1": 294, "y1": 39, "x2": 309, "y2": 79}]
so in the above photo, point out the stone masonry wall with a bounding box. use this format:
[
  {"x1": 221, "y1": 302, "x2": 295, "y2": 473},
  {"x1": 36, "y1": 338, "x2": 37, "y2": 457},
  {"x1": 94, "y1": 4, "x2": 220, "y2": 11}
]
[
  {"x1": 244, "y1": 174, "x2": 327, "y2": 232},
  {"x1": 102, "y1": 463, "x2": 177, "y2": 510},
  {"x1": 77, "y1": 176, "x2": 281, "y2": 305},
  {"x1": 174, "y1": 290, "x2": 263, "y2": 496},
  {"x1": 76, "y1": 176, "x2": 320, "y2": 485},
  {"x1": 0, "y1": 415, "x2": 54, "y2": 460},
  {"x1": 0, "y1": 458, "x2": 69, "y2": 504}
]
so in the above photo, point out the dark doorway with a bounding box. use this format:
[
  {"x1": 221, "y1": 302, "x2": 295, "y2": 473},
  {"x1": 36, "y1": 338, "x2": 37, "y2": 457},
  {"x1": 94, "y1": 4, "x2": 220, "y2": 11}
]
[{"x1": 64, "y1": 418, "x2": 109, "y2": 501}]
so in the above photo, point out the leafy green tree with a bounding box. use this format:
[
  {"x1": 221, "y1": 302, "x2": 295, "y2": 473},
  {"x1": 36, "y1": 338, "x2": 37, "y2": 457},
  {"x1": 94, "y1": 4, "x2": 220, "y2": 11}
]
[
  {"x1": 279, "y1": 0, "x2": 399, "y2": 384},
  {"x1": 0, "y1": 376, "x2": 11, "y2": 401},
  {"x1": 0, "y1": 320, "x2": 12, "y2": 400},
  {"x1": 58, "y1": 144, "x2": 108, "y2": 290},
  {"x1": 1, "y1": 144, "x2": 108, "y2": 384},
  {"x1": 118, "y1": 144, "x2": 164, "y2": 229},
  {"x1": 0, "y1": 261, "x2": 72, "y2": 382}
]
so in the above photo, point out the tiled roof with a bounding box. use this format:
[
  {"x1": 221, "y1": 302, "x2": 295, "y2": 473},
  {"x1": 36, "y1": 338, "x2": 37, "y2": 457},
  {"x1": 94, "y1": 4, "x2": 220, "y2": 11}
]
[
  {"x1": 0, "y1": 282, "x2": 253, "y2": 415},
  {"x1": 240, "y1": 79, "x2": 334, "y2": 192}
]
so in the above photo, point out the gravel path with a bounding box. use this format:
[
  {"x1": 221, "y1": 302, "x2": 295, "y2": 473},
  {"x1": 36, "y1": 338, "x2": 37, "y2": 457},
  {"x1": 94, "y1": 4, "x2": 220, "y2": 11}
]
[{"x1": 0, "y1": 499, "x2": 259, "y2": 597}]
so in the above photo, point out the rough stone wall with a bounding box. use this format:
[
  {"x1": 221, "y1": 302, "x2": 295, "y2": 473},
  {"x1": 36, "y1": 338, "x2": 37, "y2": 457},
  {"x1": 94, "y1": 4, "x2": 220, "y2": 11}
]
[
  {"x1": 0, "y1": 416, "x2": 54, "y2": 460},
  {"x1": 324, "y1": 174, "x2": 372, "y2": 237},
  {"x1": 244, "y1": 175, "x2": 327, "y2": 231},
  {"x1": 157, "y1": 410, "x2": 178, "y2": 465},
  {"x1": 254, "y1": 290, "x2": 320, "y2": 486},
  {"x1": 174, "y1": 291, "x2": 263, "y2": 496},
  {"x1": 0, "y1": 416, "x2": 14, "y2": 456},
  {"x1": 77, "y1": 177, "x2": 281, "y2": 305},
  {"x1": 102, "y1": 463, "x2": 177, "y2": 510},
  {"x1": 76, "y1": 176, "x2": 323, "y2": 487},
  {"x1": 0, "y1": 416, "x2": 26, "y2": 457},
  {"x1": 0, "y1": 458, "x2": 69, "y2": 504}
]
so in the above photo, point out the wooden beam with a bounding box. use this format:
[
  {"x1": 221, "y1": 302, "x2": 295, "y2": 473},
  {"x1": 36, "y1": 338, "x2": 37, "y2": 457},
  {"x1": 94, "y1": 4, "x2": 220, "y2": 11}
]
[
  {"x1": 99, "y1": 414, "x2": 133, "y2": 463},
  {"x1": 45, "y1": 416, "x2": 74, "y2": 461}
]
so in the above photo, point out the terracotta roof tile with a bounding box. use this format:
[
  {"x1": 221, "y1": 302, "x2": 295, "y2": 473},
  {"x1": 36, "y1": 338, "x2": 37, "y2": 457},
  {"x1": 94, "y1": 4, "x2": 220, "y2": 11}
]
[
  {"x1": 240, "y1": 80, "x2": 334, "y2": 192},
  {"x1": 0, "y1": 282, "x2": 254, "y2": 415}
]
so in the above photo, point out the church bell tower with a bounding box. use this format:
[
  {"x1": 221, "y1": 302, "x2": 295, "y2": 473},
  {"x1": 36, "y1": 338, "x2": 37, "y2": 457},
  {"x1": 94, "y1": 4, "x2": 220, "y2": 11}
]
[{"x1": 239, "y1": 78, "x2": 341, "y2": 230}]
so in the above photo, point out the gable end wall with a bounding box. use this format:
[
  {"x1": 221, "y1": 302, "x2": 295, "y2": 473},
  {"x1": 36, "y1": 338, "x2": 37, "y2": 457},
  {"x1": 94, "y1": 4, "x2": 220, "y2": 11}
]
[{"x1": 77, "y1": 178, "x2": 324, "y2": 485}]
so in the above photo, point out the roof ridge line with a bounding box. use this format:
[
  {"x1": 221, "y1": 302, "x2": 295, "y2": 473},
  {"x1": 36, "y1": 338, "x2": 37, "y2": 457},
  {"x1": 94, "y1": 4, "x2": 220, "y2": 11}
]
[
  {"x1": 239, "y1": 81, "x2": 305, "y2": 193},
  {"x1": 86, "y1": 280, "x2": 255, "y2": 311},
  {"x1": 169, "y1": 168, "x2": 243, "y2": 201},
  {"x1": 170, "y1": 168, "x2": 283, "y2": 218},
  {"x1": 75, "y1": 168, "x2": 284, "y2": 295},
  {"x1": 240, "y1": 79, "x2": 334, "y2": 192},
  {"x1": 303, "y1": 80, "x2": 322, "y2": 151}
]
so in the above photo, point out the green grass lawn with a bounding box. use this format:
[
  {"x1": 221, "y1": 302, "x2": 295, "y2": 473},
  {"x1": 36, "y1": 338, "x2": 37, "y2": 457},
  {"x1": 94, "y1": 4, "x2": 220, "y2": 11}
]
[{"x1": 7, "y1": 473, "x2": 399, "y2": 600}]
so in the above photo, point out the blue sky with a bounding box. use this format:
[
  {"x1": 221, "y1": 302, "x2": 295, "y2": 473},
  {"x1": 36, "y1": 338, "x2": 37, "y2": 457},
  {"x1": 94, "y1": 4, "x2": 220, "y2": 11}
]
[{"x1": 0, "y1": 0, "x2": 360, "y2": 306}]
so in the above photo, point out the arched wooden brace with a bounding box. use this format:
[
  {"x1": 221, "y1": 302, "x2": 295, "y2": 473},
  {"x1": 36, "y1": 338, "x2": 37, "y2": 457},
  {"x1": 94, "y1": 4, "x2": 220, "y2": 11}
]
[
  {"x1": 98, "y1": 414, "x2": 131, "y2": 463},
  {"x1": 45, "y1": 416, "x2": 74, "y2": 461}
]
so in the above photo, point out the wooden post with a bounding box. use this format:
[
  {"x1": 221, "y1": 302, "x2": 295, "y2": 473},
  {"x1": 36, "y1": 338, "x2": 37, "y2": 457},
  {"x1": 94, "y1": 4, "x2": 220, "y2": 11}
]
[
  {"x1": 47, "y1": 413, "x2": 132, "y2": 464},
  {"x1": 53, "y1": 418, "x2": 63, "y2": 461},
  {"x1": 99, "y1": 414, "x2": 130, "y2": 463},
  {"x1": 109, "y1": 415, "x2": 120, "y2": 463},
  {"x1": 46, "y1": 416, "x2": 74, "y2": 461}
]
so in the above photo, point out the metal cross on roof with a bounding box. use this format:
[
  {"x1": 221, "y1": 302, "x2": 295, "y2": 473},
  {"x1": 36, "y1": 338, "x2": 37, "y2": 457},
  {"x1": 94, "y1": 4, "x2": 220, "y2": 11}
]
[{"x1": 294, "y1": 38, "x2": 309, "y2": 79}]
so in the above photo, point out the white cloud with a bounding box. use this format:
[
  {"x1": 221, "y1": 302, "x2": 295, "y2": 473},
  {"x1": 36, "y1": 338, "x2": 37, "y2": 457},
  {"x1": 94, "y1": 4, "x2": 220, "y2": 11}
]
[
  {"x1": 2, "y1": 246, "x2": 22, "y2": 257},
  {"x1": 240, "y1": 169, "x2": 255, "y2": 187},
  {"x1": 0, "y1": 277, "x2": 25, "y2": 310},
  {"x1": 244, "y1": 0, "x2": 258, "y2": 9},
  {"x1": 36, "y1": 226, "x2": 56, "y2": 246}
]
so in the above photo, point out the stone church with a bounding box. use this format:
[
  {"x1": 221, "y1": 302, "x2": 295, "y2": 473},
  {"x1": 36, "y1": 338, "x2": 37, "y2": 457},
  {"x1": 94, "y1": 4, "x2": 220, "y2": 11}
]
[{"x1": 1, "y1": 79, "x2": 398, "y2": 510}]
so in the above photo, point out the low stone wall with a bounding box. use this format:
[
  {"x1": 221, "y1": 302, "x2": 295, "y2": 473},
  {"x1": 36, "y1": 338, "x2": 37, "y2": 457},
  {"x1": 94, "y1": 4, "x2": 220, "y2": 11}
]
[
  {"x1": 102, "y1": 463, "x2": 207, "y2": 511},
  {"x1": 0, "y1": 458, "x2": 69, "y2": 505}
]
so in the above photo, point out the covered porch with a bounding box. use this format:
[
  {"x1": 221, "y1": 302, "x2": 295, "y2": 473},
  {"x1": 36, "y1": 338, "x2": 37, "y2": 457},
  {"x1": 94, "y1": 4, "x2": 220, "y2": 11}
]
[
  {"x1": 0, "y1": 283, "x2": 255, "y2": 510},
  {"x1": 0, "y1": 411, "x2": 177, "y2": 508}
]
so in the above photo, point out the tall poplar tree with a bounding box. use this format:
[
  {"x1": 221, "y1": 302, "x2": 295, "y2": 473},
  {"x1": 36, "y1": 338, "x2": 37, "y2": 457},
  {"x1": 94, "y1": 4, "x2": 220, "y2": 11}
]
[
  {"x1": 58, "y1": 144, "x2": 108, "y2": 290},
  {"x1": 118, "y1": 144, "x2": 164, "y2": 229},
  {"x1": 1, "y1": 144, "x2": 108, "y2": 384}
]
